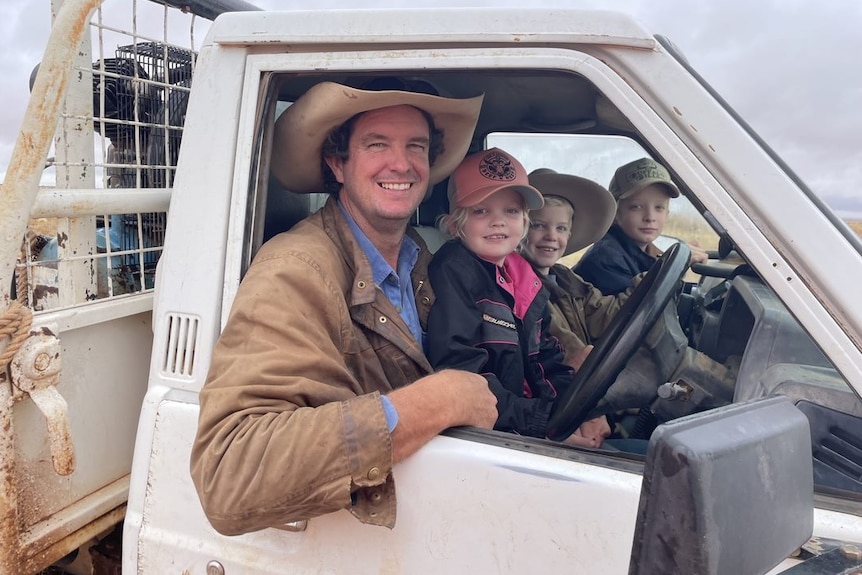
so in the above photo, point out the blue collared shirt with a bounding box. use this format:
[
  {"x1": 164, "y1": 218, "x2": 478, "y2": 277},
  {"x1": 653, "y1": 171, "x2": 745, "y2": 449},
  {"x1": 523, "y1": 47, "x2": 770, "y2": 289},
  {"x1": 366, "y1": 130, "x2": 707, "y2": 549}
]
[
  {"x1": 338, "y1": 202, "x2": 424, "y2": 347},
  {"x1": 339, "y1": 202, "x2": 423, "y2": 432}
]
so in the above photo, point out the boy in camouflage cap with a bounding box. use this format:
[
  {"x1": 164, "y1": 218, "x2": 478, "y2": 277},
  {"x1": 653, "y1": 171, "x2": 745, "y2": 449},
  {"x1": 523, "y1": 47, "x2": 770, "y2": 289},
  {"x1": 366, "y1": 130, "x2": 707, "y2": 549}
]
[{"x1": 575, "y1": 157, "x2": 707, "y2": 295}]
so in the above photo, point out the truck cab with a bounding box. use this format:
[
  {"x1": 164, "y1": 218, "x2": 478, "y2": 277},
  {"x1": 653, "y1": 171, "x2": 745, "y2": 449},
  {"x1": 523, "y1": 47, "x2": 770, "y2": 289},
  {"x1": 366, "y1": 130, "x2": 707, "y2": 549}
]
[{"x1": 2, "y1": 4, "x2": 862, "y2": 574}]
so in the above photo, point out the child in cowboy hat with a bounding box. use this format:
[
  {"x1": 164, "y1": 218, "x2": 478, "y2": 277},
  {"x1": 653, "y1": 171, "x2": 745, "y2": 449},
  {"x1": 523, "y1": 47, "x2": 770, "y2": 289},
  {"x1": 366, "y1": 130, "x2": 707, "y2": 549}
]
[
  {"x1": 427, "y1": 148, "x2": 606, "y2": 447},
  {"x1": 520, "y1": 169, "x2": 624, "y2": 371},
  {"x1": 574, "y1": 157, "x2": 708, "y2": 296},
  {"x1": 520, "y1": 169, "x2": 631, "y2": 447}
]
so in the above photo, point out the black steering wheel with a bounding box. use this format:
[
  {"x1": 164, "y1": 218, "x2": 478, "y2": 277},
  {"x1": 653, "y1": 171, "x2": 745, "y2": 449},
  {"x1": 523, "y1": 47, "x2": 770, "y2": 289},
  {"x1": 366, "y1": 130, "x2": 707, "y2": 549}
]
[{"x1": 546, "y1": 241, "x2": 691, "y2": 441}]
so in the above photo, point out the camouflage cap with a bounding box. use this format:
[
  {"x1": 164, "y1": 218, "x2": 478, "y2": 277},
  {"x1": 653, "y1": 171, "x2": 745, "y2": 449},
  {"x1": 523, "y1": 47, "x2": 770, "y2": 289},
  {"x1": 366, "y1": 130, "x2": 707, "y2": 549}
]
[{"x1": 609, "y1": 157, "x2": 680, "y2": 200}]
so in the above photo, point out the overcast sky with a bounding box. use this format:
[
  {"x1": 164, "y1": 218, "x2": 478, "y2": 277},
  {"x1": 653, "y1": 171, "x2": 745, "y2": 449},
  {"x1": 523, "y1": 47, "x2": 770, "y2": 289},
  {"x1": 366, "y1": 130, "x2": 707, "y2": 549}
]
[{"x1": 2, "y1": 0, "x2": 861, "y2": 218}]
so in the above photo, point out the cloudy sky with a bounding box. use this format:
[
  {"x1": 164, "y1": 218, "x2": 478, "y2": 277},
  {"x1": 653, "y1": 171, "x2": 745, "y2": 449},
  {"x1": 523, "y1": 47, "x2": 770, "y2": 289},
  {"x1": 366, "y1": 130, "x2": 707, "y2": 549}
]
[{"x1": 2, "y1": 0, "x2": 861, "y2": 218}]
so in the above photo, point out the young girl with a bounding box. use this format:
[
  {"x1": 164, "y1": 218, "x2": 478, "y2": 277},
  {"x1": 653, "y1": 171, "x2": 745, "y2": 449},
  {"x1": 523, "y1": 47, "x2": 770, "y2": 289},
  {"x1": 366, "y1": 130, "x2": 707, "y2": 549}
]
[{"x1": 426, "y1": 148, "x2": 596, "y2": 444}]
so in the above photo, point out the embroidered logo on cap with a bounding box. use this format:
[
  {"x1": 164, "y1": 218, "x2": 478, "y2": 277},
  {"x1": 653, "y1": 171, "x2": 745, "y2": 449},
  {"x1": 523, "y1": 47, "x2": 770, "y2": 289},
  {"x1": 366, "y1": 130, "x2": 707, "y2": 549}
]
[
  {"x1": 625, "y1": 163, "x2": 668, "y2": 184},
  {"x1": 479, "y1": 150, "x2": 517, "y2": 182}
]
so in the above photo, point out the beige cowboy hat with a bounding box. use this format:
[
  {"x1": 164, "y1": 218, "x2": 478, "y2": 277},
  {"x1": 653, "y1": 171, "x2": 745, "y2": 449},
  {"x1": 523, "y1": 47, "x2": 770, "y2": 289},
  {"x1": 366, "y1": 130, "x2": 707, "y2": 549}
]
[
  {"x1": 528, "y1": 169, "x2": 616, "y2": 256},
  {"x1": 271, "y1": 81, "x2": 484, "y2": 194}
]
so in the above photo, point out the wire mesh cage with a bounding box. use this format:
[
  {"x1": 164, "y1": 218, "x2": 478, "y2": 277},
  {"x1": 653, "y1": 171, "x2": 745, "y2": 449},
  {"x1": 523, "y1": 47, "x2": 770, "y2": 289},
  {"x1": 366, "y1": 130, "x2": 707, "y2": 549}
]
[
  {"x1": 104, "y1": 41, "x2": 194, "y2": 188},
  {"x1": 94, "y1": 40, "x2": 195, "y2": 294},
  {"x1": 17, "y1": 1, "x2": 205, "y2": 310}
]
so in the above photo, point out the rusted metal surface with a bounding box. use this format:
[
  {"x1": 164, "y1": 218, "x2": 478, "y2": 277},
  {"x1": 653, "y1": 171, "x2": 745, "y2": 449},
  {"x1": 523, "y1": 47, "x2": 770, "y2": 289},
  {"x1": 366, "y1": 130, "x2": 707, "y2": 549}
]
[
  {"x1": 20, "y1": 504, "x2": 127, "y2": 575},
  {"x1": 0, "y1": 302, "x2": 33, "y2": 575},
  {"x1": 0, "y1": 0, "x2": 102, "y2": 308},
  {"x1": 31, "y1": 187, "x2": 172, "y2": 218},
  {"x1": 0, "y1": 381, "x2": 19, "y2": 575},
  {"x1": 1, "y1": 0, "x2": 202, "y2": 570},
  {"x1": 0, "y1": 0, "x2": 104, "y2": 570},
  {"x1": 10, "y1": 326, "x2": 76, "y2": 477},
  {"x1": 52, "y1": 0, "x2": 99, "y2": 310}
]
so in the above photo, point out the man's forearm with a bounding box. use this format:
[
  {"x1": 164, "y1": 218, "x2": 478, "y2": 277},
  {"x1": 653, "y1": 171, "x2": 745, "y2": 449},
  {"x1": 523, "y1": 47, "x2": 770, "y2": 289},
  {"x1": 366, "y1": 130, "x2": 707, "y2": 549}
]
[
  {"x1": 387, "y1": 369, "x2": 499, "y2": 462},
  {"x1": 388, "y1": 379, "x2": 453, "y2": 462}
]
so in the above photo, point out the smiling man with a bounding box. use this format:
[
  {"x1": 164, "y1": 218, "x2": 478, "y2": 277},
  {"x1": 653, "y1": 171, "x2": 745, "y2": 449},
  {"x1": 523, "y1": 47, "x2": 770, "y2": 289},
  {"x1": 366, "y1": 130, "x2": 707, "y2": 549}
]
[{"x1": 190, "y1": 81, "x2": 498, "y2": 535}]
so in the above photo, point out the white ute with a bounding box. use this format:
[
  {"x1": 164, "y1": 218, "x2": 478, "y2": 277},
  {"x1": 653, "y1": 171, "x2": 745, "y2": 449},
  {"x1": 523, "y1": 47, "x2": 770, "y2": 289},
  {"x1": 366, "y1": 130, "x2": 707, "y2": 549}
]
[{"x1": 2, "y1": 1, "x2": 862, "y2": 574}]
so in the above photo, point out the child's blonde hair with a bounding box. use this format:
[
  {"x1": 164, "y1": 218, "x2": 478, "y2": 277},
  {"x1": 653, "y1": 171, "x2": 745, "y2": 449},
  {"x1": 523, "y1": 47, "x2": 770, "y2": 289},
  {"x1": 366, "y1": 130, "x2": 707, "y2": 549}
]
[
  {"x1": 536, "y1": 195, "x2": 575, "y2": 226},
  {"x1": 437, "y1": 195, "x2": 531, "y2": 242}
]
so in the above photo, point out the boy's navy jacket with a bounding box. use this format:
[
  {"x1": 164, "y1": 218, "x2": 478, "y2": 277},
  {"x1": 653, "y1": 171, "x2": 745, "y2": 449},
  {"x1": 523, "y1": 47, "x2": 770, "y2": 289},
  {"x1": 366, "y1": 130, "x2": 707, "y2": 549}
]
[
  {"x1": 427, "y1": 240, "x2": 574, "y2": 438},
  {"x1": 575, "y1": 223, "x2": 659, "y2": 296}
]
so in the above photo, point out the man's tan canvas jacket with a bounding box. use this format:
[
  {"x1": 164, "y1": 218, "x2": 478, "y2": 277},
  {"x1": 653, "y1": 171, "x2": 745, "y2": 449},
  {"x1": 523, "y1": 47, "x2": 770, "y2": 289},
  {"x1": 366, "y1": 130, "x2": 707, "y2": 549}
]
[{"x1": 191, "y1": 196, "x2": 435, "y2": 534}]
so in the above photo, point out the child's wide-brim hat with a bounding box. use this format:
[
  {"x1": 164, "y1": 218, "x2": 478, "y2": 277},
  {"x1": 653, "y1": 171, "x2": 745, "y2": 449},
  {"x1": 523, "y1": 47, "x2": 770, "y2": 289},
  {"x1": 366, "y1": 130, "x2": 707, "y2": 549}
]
[
  {"x1": 528, "y1": 169, "x2": 616, "y2": 256},
  {"x1": 271, "y1": 81, "x2": 484, "y2": 194}
]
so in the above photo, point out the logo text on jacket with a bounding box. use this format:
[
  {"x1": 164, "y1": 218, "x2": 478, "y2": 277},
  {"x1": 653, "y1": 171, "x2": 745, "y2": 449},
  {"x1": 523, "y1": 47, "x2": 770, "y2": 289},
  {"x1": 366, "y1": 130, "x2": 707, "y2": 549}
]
[{"x1": 482, "y1": 313, "x2": 516, "y2": 330}]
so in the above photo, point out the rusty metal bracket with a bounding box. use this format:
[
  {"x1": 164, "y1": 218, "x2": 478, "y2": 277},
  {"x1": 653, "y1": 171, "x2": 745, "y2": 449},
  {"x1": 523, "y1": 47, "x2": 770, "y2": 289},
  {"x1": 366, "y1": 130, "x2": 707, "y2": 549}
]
[{"x1": 10, "y1": 325, "x2": 76, "y2": 476}]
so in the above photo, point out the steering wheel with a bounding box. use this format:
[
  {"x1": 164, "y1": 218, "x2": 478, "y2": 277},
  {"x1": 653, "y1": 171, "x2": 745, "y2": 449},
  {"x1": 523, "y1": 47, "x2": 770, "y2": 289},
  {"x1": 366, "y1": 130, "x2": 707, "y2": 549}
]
[{"x1": 546, "y1": 241, "x2": 691, "y2": 441}]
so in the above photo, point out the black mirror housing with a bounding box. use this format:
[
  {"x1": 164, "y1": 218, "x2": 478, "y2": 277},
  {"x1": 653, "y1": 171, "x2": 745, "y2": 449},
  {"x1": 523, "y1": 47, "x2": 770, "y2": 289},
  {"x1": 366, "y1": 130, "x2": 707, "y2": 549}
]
[{"x1": 630, "y1": 396, "x2": 813, "y2": 575}]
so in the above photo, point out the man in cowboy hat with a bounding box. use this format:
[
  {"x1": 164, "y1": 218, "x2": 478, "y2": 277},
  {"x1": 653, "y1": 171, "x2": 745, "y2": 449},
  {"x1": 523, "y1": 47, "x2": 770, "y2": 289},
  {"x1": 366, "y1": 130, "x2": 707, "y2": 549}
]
[{"x1": 191, "y1": 80, "x2": 497, "y2": 535}]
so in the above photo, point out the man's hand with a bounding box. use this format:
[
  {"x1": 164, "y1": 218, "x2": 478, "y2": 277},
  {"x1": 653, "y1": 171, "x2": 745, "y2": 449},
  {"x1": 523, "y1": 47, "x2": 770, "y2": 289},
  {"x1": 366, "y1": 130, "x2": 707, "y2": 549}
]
[
  {"x1": 561, "y1": 416, "x2": 611, "y2": 448},
  {"x1": 388, "y1": 370, "x2": 497, "y2": 462},
  {"x1": 412, "y1": 369, "x2": 499, "y2": 429}
]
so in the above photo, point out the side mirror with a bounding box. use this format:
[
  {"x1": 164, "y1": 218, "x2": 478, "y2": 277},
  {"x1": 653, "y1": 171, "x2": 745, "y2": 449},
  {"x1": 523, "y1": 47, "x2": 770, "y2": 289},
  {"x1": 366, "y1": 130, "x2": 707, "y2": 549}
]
[{"x1": 630, "y1": 396, "x2": 813, "y2": 575}]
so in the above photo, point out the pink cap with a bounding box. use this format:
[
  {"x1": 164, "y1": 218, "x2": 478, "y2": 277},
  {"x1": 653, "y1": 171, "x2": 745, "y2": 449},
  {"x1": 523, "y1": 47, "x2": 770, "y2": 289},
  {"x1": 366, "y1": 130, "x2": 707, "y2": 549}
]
[{"x1": 447, "y1": 148, "x2": 544, "y2": 210}]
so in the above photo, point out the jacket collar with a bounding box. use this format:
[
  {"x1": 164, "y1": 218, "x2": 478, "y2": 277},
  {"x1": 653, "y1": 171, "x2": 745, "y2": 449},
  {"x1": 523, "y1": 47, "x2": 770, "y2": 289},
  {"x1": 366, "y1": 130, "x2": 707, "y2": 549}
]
[
  {"x1": 546, "y1": 263, "x2": 591, "y2": 299},
  {"x1": 608, "y1": 223, "x2": 662, "y2": 262},
  {"x1": 319, "y1": 197, "x2": 381, "y2": 306},
  {"x1": 318, "y1": 195, "x2": 435, "y2": 334},
  {"x1": 502, "y1": 252, "x2": 543, "y2": 319}
]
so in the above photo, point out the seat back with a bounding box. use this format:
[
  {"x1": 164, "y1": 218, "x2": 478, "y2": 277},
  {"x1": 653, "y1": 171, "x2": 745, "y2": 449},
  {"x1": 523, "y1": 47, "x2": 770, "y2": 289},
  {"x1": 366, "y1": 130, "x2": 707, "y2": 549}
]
[{"x1": 412, "y1": 178, "x2": 451, "y2": 253}]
